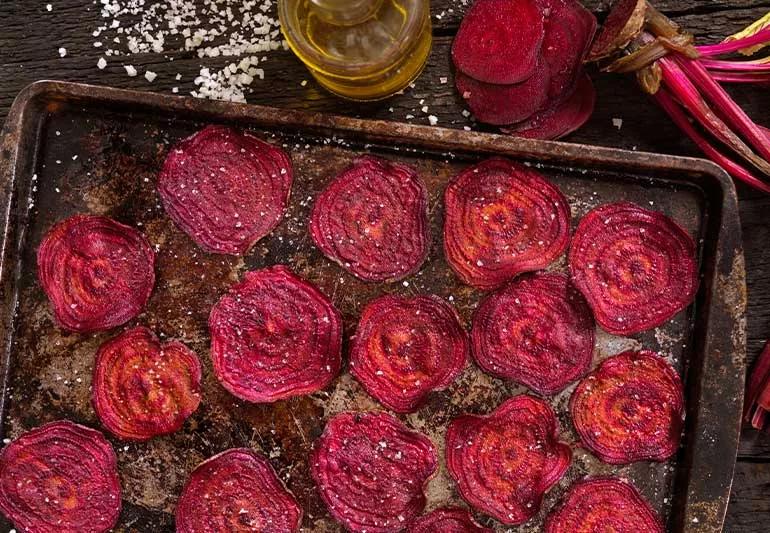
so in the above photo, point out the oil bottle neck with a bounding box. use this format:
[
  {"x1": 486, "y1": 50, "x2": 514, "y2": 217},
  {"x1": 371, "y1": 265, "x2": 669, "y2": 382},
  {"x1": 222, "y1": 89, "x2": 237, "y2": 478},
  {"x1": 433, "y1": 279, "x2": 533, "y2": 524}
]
[{"x1": 309, "y1": 0, "x2": 384, "y2": 25}]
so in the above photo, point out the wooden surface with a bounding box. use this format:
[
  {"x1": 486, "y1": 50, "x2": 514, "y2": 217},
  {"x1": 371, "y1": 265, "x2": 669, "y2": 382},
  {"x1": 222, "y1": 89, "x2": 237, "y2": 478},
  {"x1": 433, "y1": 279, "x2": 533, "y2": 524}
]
[{"x1": 1, "y1": 0, "x2": 770, "y2": 530}]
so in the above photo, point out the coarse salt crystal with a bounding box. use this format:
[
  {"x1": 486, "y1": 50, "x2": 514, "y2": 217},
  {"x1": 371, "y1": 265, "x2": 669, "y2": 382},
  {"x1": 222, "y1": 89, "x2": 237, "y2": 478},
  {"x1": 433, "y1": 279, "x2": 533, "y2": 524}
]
[
  {"x1": 124, "y1": 65, "x2": 137, "y2": 77},
  {"x1": 58, "y1": 47, "x2": 67, "y2": 57},
  {"x1": 97, "y1": 57, "x2": 107, "y2": 69},
  {"x1": 145, "y1": 70, "x2": 157, "y2": 82}
]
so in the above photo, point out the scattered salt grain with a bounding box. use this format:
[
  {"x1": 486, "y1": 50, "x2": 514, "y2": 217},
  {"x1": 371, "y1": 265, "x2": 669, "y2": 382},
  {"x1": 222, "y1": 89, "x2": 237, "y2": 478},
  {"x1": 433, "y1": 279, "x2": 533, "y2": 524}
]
[
  {"x1": 124, "y1": 65, "x2": 137, "y2": 77},
  {"x1": 145, "y1": 70, "x2": 157, "y2": 82},
  {"x1": 612, "y1": 117, "x2": 623, "y2": 130},
  {"x1": 58, "y1": 47, "x2": 67, "y2": 57},
  {"x1": 46, "y1": 4, "x2": 52, "y2": 11},
  {"x1": 97, "y1": 57, "x2": 107, "y2": 69},
  {"x1": 428, "y1": 115, "x2": 438, "y2": 126}
]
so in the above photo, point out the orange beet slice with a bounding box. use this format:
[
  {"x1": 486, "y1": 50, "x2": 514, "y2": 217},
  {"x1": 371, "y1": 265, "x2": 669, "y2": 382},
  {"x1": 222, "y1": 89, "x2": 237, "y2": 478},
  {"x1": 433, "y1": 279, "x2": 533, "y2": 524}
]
[
  {"x1": 158, "y1": 125, "x2": 292, "y2": 255},
  {"x1": 445, "y1": 395, "x2": 571, "y2": 525},
  {"x1": 311, "y1": 412, "x2": 437, "y2": 532},
  {"x1": 350, "y1": 294, "x2": 469, "y2": 413},
  {"x1": 176, "y1": 448, "x2": 302, "y2": 532},
  {"x1": 408, "y1": 508, "x2": 491, "y2": 533},
  {"x1": 472, "y1": 273, "x2": 594, "y2": 395},
  {"x1": 37, "y1": 214, "x2": 155, "y2": 332},
  {"x1": 443, "y1": 158, "x2": 570, "y2": 290},
  {"x1": 209, "y1": 265, "x2": 342, "y2": 403},
  {"x1": 0, "y1": 421, "x2": 121, "y2": 533},
  {"x1": 569, "y1": 202, "x2": 698, "y2": 335},
  {"x1": 309, "y1": 156, "x2": 429, "y2": 282},
  {"x1": 92, "y1": 326, "x2": 202, "y2": 441},
  {"x1": 570, "y1": 351, "x2": 684, "y2": 464}
]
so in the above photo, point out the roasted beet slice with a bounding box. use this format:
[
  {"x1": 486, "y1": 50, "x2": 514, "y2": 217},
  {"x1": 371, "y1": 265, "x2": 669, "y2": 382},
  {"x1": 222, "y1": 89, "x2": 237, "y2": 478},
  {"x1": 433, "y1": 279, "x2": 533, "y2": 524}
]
[
  {"x1": 350, "y1": 294, "x2": 469, "y2": 413},
  {"x1": 92, "y1": 326, "x2": 202, "y2": 441},
  {"x1": 311, "y1": 412, "x2": 437, "y2": 532},
  {"x1": 452, "y1": 0, "x2": 546, "y2": 84},
  {"x1": 310, "y1": 156, "x2": 429, "y2": 282},
  {"x1": 472, "y1": 273, "x2": 595, "y2": 395},
  {"x1": 0, "y1": 420, "x2": 121, "y2": 533},
  {"x1": 209, "y1": 265, "x2": 342, "y2": 403},
  {"x1": 587, "y1": 0, "x2": 648, "y2": 62},
  {"x1": 176, "y1": 448, "x2": 302, "y2": 532},
  {"x1": 443, "y1": 158, "x2": 570, "y2": 290},
  {"x1": 570, "y1": 351, "x2": 684, "y2": 464},
  {"x1": 408, "y1": 508, "x2": 492, "y2": 533},
  {"x1": 158, "y1": 125, "x2": 292, "y2": 255},
  {"x1": 569, "y1": 202, "x2": 698, "y2": 335},
  {"x1": 445, "y1": 395, "x2": 571, "y2": 525},
  {"x1": 37, "y1": 214, "x2": 155, "y2": 332},
  {"x1": 545, "y1": 477, "x2": 664, "y2": 533}
]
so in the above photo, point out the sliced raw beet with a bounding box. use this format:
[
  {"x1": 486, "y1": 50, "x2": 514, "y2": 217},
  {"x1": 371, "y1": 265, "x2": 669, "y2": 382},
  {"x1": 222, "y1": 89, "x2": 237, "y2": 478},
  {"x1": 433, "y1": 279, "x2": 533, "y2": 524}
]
[
  {"x1": 176, "y1": 448, "x2": 302, "y2": 532},
  {"x1": 408, "y1": 508, "x2": 492, "y2": 533},
  {"x1": 37, "y1": 214, "x2": 155, "y2": 333},
  {"x1": 445, "y1": 395, "x2": 571, "y2": 525},
  {"x1": 570, "y1": 351, "x2": 684, "y2": 464},
  {"x1": 443, "y1": 158, "x2": 570, "y2": 290},
  {"x1": 586, "y1": 0, "x2": 648, "y2": 61},
  {"x1": 158, "y1": 125, "x2": 292, "y2": 255},
  {"x1": 209, "y1": 265, "x2": 342, "y2": 403},
  {"x1": 310, "y1": 156, "x2": 429, "y2": 282},
  {"x1": 311, "y1": 411, "x2": 437, "y2": 532},
  {"x1": 0, "y1": 420, "x2": 121, "y2": 533},
  {"x1": 472, "y1": 273, "x2": 595, "y2": 395},
  {"x1": 568, "y1": 202, "x2": 698, "y2": 335},
  {"x1": 92, "y1": 326, "x2": 202, "y2": 441},
  {"x1": 350, "y1": 294, "x2": 469, "y2": 413},
  {"x1": 452, "y1": 0, "x2": 546, "y2": 84},
  {"x1": 545, "y1": 477, "x2": 664, "y2": 533}
]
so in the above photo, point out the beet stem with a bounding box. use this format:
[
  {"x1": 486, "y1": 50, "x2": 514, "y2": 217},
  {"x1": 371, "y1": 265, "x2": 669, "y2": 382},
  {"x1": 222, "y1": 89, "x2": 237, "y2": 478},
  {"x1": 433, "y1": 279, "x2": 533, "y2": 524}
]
[{"x1": 697, "y1": 27, "x2": 770, "y2": 57}]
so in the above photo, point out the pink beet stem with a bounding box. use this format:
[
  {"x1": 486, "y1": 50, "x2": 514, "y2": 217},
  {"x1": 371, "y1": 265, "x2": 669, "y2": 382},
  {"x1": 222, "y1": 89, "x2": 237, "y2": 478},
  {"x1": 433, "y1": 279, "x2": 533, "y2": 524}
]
[
  {"x1": 700, "y1": 58, "x2": 770, "y2": 71},
  {"x1": 745, "y1": 342, "x2": 770, "y2": 426},
  {"x1": 697, "y1": 27, "x2": 770, "y2": 57},
  {"x1": 710, "y1": 71, "x2": 770, "y2": 84}
]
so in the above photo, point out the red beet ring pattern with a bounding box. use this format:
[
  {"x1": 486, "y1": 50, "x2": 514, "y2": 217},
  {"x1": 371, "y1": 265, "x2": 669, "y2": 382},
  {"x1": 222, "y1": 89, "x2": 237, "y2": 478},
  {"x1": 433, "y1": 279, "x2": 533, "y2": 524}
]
[{"x1": 408, "y1": 508, "x2": 492, "y2": 533}]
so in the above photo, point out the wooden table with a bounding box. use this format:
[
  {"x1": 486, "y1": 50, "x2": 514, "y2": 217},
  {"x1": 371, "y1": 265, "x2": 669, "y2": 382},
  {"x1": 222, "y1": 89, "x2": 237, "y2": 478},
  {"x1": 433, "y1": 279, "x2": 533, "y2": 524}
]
[{"x1": 1, "y1": 0, "x2": 769, "y2": 530}]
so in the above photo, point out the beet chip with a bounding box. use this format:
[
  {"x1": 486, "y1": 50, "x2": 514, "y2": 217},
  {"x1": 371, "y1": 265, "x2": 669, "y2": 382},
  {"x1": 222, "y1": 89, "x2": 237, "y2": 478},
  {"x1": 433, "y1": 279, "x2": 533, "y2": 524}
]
[
  {"x1": 570, "y1": 351, "x2": 684, "y2": 464},
  {"x1": 310, "y1": 156, "x2": 429, "y2": 282},
  {"x1": 176, "y1": 448, "x2": 302, "y2": 532},
  {"x1": 209, "y1": 265, "x2": 342, "y2": 403},
  {"x1": 443, "y1": 158, "x2": 570, "y2": 290},
  {"x1": 569, "y1": 202, "x2": 698, "y2": 335},
  {"x1": 311, "y1": 412, "x2": 438, "y2": 532},
  {"x1": 92, "y1": 326, "x2": 202, "y2": 441},
  {"x1": 37, "y1": 214, "x2": 155, "y2": 332},
  {"x1": 472, "y1": 273, "x2": 595, "y2": 395},
  {"x1": 158, "y1": 125, "x2": 292, "y2": 255},
  {"x1": 408, "y1": 508, "x2": 492, "y2": 532},
  {"x1": 545, "y1": 477, "x2": 664, "y2": 533},
  {"x1": 446, "y1": 395, "x2": 571, "y2": 525},
  {"x1": 350, "y1": 294, "x2": 469, "y2": 413},
  {"x1": 0, "y1": 421, "x2": 121, "y2": 533}
]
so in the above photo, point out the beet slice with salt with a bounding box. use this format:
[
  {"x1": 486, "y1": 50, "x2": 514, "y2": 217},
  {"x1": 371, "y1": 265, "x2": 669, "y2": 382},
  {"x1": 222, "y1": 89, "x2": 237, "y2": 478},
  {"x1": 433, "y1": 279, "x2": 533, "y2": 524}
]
[
  {"x1": 158, "y1": 125, "x2": 292, "y2": 255},
  {"x1": 443, "y1": 158, "x2": 570, "y2": 290},
  {"x1": 545, "y1": 477, "x2": 664, "y2": 533},
  {"x1": 350, "y1": 294, "x2": 469, "y2": 413},
  {"x1": 176, "y1": 448, "x2": 302, "y2": 532},
  {"x1": 311, "y1": 411, "x2": 437, "y2": 532},
  {"x1": 445, "y1": 395, "x2": 571, "y2": 525},
  {"x1": 209, "y1": 265, "x2": 342, "y2": 403},
  {"x1": 0, "y1": 421, "x2": 121, "y2": 533},
  {"x1": 310, "y1": 155, "x2": 429, "y2": 282},
  {"x1": 92, "y1": 326, "x2": 202, "y2": 441},
  {"x1": 472, "y1": 273, "x2": 595, "y2": 395},
  {"x1": 408, "y1": 508, "x2": 492, "y2": 533},
  {"x1": 37, "y1": 214, "x2": 155, "y2": 332},
  {"x1": 569, "y1": 202, "x2": 698, "y2": 335},
  {"x1": 452, "y1": 0, "x2": 546, "y2": 85},
  {"x1": 570, "y1": 351, "x2": 684, "y2": 464}
]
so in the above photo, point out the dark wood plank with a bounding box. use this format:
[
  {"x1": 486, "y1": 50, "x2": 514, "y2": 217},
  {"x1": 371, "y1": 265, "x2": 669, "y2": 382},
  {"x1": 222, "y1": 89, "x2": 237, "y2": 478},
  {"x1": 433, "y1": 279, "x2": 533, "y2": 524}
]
[{"x1": 724, "y1": 461, "x2": 770, "y2": 532}]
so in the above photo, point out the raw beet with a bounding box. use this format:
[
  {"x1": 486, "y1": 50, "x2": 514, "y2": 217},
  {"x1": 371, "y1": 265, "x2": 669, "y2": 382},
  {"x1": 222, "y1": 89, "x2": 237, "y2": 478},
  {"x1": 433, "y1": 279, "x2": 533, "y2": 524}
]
[
  {"x1": 0, "y1": 420, "x2": 121, "y2": 533},
  {"x1": 445, "y1": 395, "x2": 571, "y2": 525},
  {"x1": 176, "y1": 448, "x2": 302, "y2": 532},
  {"x1": 569, "y1": 202, "x2": 698, "y2": 335},
  {"x1": 745, "y1": 341, "x2": 770, "y2": 430},
  {"x1": 587, "y1": 0, "x2": 648, "y2": 61},
  {"x1": 311, "y1": 411, "x2": 437, "y2": 532},
  {"x1": 158, "y1": 125, "x2": 292, "y2": 255},
  {"x1": 92, "y1": 326, "x2": 202, "y2": 441},
  {"x1": 545, "y1": 477, "x2": 664, "y2": 533},
  {"x1": 452, "y1": 0, "x2": 546, "y2": 85},
  {"x1": 350, "y1": 294, "x2": 469, "y2": 413},
  {"x1": 37, "y1": 214, "x2": 155, "y2": 332},
  {"x1": 443, "y1": 158, "x2": 570, "y2": 290},
  {"x1": 408, "y1": 508, "x2": 492, "y2": 533},
  {"x1": 472, "y1": 273, "x2": 595, "y2": 395},
  {"x1": 309, "y1": 156, "x2": 429, "y2": 282},
  {"x1": 209, "y1": 265, "x2": 342, "y2": 403},
  {"x1": 570, "y1": 351, "x2": 684, "y2": 464}
]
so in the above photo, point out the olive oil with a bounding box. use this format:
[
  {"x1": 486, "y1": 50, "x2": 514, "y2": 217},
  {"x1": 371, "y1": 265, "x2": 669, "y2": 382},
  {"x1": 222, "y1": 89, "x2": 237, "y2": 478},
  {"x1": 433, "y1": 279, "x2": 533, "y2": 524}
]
[{"x1": 279, "y1": 0, "x2": 432, "y2": 100}]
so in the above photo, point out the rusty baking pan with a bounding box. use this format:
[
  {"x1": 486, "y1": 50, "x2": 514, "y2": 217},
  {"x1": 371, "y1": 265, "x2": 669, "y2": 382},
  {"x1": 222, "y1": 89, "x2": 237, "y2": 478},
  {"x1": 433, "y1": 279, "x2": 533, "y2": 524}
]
[{"x1": 0, "y1": 81, "x2": 745, "y2": 532}]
